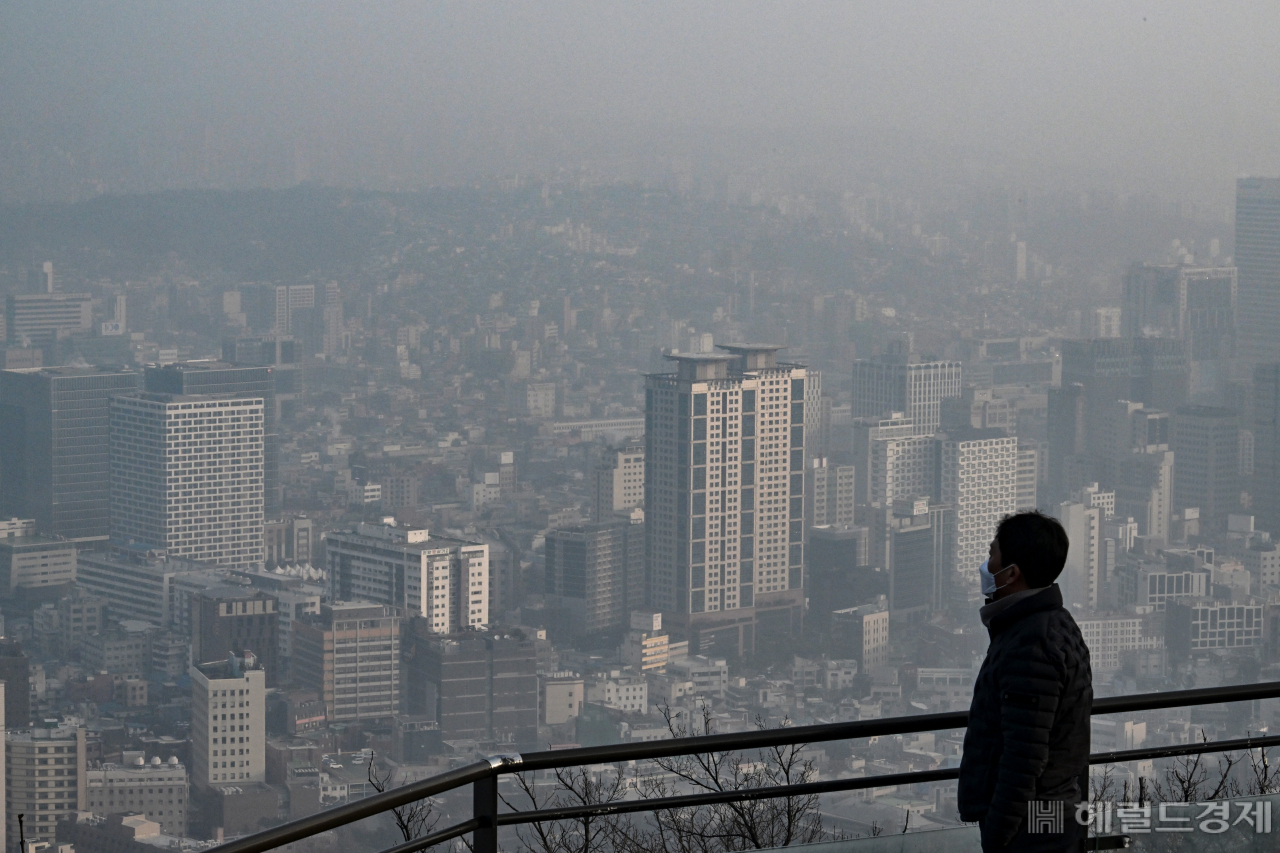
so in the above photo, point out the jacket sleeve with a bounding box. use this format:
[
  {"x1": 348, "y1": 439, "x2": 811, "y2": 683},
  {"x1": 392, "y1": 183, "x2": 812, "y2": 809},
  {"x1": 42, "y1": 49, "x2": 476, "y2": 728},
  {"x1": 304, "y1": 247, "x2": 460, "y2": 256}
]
[{"x1": 984, "y1": 637, "x2": 1065, "y2": 848}]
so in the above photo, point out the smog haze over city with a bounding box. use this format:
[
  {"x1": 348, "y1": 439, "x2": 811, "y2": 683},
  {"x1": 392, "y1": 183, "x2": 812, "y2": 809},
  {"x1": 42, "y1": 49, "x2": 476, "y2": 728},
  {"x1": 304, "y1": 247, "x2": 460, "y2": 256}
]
[{"x1": 1, "y1": 3, "x2": 1280, "y2": 850}]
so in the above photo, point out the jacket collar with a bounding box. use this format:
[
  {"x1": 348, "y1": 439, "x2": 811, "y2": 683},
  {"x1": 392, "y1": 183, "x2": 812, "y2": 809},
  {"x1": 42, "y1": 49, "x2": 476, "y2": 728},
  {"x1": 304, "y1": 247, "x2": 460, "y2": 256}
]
[{"x1": 985, "y1": 584, "x2": 1063, "y2": 638}]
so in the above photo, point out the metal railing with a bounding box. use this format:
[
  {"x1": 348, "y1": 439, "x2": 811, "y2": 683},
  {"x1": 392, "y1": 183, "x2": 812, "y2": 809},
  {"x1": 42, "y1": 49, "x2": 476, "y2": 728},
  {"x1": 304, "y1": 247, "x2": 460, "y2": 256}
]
[{"x1": 212, "y1": 680, "x2": 1280, "y2": 853}]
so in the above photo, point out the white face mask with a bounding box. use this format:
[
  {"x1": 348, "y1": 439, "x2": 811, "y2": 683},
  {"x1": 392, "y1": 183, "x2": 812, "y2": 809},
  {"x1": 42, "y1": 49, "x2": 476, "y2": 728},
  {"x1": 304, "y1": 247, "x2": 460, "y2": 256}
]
[{"x1": 979, "y1": 559, "x2": 1014, "y2": 596}]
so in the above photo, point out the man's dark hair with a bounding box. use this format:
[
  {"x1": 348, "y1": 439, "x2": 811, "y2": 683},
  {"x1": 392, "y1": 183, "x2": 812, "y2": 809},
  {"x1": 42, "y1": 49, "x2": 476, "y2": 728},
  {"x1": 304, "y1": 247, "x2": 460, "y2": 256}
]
[{"x1": 995, "y1": 511, "x2": 1069, "y2": 588}]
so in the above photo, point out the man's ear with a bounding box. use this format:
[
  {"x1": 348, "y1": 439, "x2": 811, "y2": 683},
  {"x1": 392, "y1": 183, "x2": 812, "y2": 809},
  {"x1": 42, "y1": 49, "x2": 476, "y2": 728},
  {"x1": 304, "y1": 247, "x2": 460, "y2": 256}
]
[{"x1": 1005, "y1": 563, "x2": 1025, "y2": 586}]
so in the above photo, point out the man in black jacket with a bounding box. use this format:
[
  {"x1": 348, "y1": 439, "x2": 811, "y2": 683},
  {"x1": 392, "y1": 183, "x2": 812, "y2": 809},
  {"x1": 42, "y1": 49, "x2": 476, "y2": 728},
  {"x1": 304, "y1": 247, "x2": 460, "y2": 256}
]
[{"x1": 958, "y1": 511, "x2": 1093, "y2": 852}]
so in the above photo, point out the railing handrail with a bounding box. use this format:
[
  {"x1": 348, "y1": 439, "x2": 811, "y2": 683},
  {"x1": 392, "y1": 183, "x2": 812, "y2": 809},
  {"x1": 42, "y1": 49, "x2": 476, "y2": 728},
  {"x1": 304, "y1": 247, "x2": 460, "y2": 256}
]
[{"x1": 210, "y1": 679, "x2": 1280, "y2": 853}]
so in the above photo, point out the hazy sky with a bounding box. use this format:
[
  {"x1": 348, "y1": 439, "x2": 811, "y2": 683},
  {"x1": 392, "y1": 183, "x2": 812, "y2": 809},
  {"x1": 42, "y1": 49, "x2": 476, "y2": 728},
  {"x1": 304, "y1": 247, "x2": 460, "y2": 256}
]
[{"x1": 3, "y1": 2, "x2": 1279, "y2": 208}]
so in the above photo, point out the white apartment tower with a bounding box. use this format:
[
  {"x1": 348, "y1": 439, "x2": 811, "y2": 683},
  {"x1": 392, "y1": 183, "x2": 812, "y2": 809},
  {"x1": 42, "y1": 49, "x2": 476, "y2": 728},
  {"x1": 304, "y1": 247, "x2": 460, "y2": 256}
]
[
  {"x1": 645, "y1": 345, "x2": 805, "y2": 656},
  {"x1": 324, "y1": 521, "x2": 489, "y2": 632},
  {"x1": 110, "y1": 392, "x2": 265, "y2": 568},
  {"x1": 190, "y1": 652, "x2": 266, "y2": 791},
  {"x1": 941, "y1": 429, "x2": 1018, "y2": 594},
  {"x1": 852, "y1": 342, "x2": 962, "y2": 435}
]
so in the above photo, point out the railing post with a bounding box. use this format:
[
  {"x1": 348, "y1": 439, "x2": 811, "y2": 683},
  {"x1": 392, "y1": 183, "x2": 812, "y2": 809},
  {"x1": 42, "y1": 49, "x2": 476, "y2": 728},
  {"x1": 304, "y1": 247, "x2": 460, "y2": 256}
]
[
  {"x1": 474, "y1": 773, "x2": 499, "y2": 853},
  {"x1": 475, "y1": 753, "x2": 522, "y2": 853}
]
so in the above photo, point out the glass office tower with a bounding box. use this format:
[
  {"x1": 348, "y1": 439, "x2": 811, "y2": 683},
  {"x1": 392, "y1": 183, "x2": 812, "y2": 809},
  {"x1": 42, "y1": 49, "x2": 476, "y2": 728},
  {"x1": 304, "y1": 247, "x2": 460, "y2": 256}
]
[{"x1": 0, "y1": 366, "x2": 141, "y2": 540}]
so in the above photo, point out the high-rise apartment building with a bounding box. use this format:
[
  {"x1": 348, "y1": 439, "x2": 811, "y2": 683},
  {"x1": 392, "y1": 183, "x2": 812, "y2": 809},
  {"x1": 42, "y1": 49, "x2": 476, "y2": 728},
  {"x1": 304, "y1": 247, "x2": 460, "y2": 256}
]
[
  {"x1": 0, "y1": 366, "x2": 140, "y2": 540},
  {"x1": 190, "y1": 652, "x2": 266, "y2": 790},
  {"x1": 85, "y1": 756, "x2": 188, "y2": 836},
  {"x1": 292, "y1": 603, "x2": 401, "y2": 723},
  {"x1": 1236, "y1": 178, "x2": 1280, "y2": 367},
  {"x1": 110, "y1": 392, "x2": 265, "y2": 568},
  {"x1": 940, "y1": 429, "x2": 1018, "y2": 591},
  {"x1": 1254, "y1": 363, "x2": 1280, "y2": 536},
  {"x1": 324, "y1": 521, "x2": 489, "y2": 633},
  {"x1": 851, "y1": 342, "x2": 961, "y2": 435},
  {"x1": 1016, "y1": 445, "x2": 1039, "y2": 511},
  {"x1": 591, "y1": 441, "x2": 645, "y2": 520},
  {"x1": 1054, "y1": 500, "x2": 1104, "y2": 611},
  {"x1": 6, "y1": 723, "x2": 86, "y2": 847},
  {"x1": 144, "y1": 361, "x2": 279, "y2": 519},
  {"x1": 545, "y1": 514, "x2": 645, "y2": 635},
  {"x1": 806, "y1": 458, "x2": 856, "y2": 528},
  {"x1": 645, "y1": 345, "x2": 805, "y2": 656},
  {"x1": 191, "y1": 588, "x2": 280, "y2": 687},
  {"x1": 1171, "y1": 405, "x2": 1241, "y2": 526}
]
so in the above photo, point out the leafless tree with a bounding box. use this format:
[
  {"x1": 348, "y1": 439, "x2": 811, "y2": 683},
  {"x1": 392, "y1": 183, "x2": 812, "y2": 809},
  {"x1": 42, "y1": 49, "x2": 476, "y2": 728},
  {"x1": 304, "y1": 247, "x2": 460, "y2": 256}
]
[
  {"x1": 367, "y1": 754, "x2": 442, "y2": 845},
  {"x1": 618, "y1": 703, "x2": 828, "y2": 852},
  {"x1": 500, "y1": 764, "x2": 630, "y2": 853},
  {"x1": 1148, "y1": 731, "x2": 1241, "y2": 803},
  {"x1": 1242, "y1": 735, "x2": 1280, "y2": 796}
]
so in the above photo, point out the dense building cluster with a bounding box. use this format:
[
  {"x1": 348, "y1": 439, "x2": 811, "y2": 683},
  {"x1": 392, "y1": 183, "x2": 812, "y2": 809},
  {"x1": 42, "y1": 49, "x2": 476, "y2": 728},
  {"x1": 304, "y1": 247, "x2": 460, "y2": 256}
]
[{"x1": 0, "y1": 173, "x2": 1277, "y2": 844}]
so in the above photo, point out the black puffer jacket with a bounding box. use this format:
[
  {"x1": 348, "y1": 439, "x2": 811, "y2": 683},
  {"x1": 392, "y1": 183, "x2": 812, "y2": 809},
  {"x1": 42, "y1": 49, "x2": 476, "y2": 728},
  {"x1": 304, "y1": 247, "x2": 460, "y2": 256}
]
[{"x1": 957, "y1": 585, "x2": 1092, "y2": 849}]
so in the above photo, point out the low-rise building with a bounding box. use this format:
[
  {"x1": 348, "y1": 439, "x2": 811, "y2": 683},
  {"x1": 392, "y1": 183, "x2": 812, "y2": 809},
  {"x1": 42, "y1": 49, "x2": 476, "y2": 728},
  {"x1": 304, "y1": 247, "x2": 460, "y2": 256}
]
[
  {"x1": 85, "y1": 756, "x2": 188, "y2": 836},
  {"x1": 540, "y1": 672, "x2": 583, "y2": 726},
  {"x1": 586, "y1": 671, "x2": 649, "y2": 713}
]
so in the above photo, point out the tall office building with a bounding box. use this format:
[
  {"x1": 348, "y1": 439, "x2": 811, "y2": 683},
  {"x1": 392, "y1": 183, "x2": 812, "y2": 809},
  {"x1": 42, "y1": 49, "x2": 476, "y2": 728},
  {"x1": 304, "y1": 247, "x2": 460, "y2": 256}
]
[
  {"x1": 240, "y1": 283, "x2": 316, "y2": 335},
  {"x1": 292, "y1": 603, "x2": 401, "y2": 723},
  {"x1": 940, "y1": 429, "x2": 1018, "y2": 593},
  {"x1": 1236, "y1": 178, "x2": 1280, "y2": 367},
  {"x1": 0, "y1": 367, "x2": 140, "y2": 540},
  {"x1": 191, "y1": 588, "x2": 280, "y2": 687},
  {"x1": 873, "y1": 497, "x2": 955, "y2": 619},
  {"x1": 403, "y1": 627, "x2": 538, "y2": 745},
  {"x1": 1254, "y1": 363, "x2": 1280, "y2": 536},
  {"x1": 324, "y1": 521, "x2": 489, "y2": 633},
  {"x1": 1061, "y1": 338, "x2": 1189, "y2": 444},
  {"x1": 1122, "y1": 264, "x2": 1237, "y2": 396},
  {"x1": 190, "y1": 652, "x2": 266, "y2": 790},
  {"x1": 144, "y1": 361, "x2": 279, "y2": 518},
  {"x1": 1047, "y1": 383, "x2": 1088, "y2": 505},
  {"x1": 851, "y1": 342, "x2": 962, "y2": 435},
  {"x1": 222, "y1": 335, "x2": 302, "y2": 423},
  {"x1": 5, "y1": 292, "x2": 93, "y2": 346},
  {"x1": 1171, "y1": 405, "x2": 1241, "y2": 526},
  {"x1": 645, "y1": 344, "x2": 806, "y2": 656},
  {"x1": 0, "y1": 641, "x2": 29, "y2": 728},
  {"x1": 545, "y1": 514, "x2": 645, "y2": 636},
  {"x1": 263, "y1": 515, "x2": 314, "y2": 567},
  {"x1": 109, "y1": 392, "x2": 265, "y2": 568},
  {"x1": 850, "y1": 413, "x2": 931, "y2": 506},
  {"x1": 591, "y1": 441, "x2": 645, "y2": 520}
]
